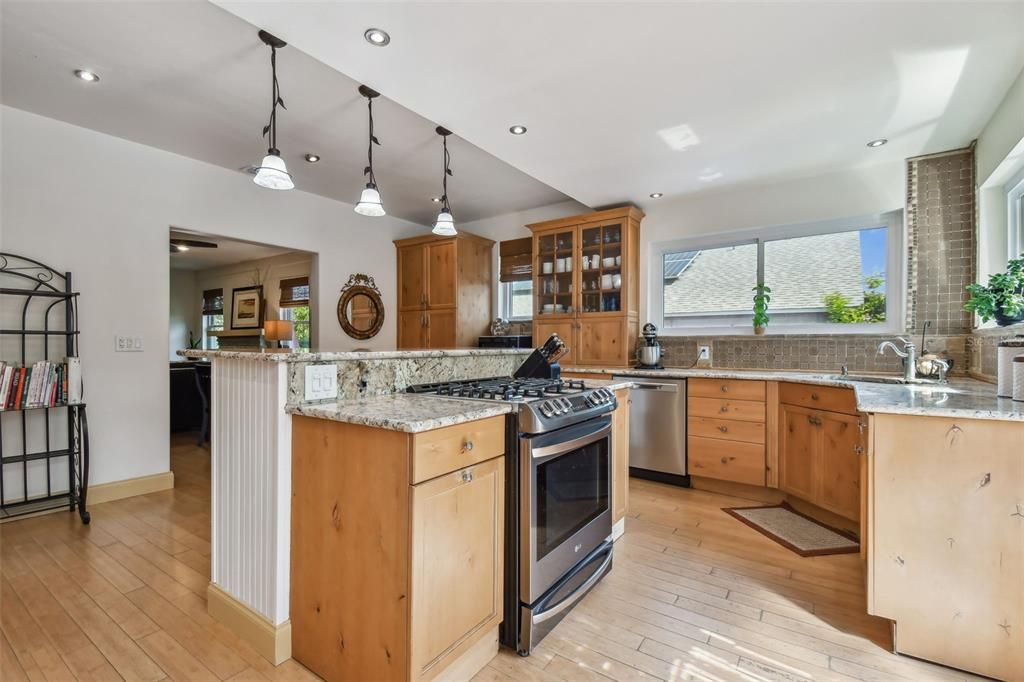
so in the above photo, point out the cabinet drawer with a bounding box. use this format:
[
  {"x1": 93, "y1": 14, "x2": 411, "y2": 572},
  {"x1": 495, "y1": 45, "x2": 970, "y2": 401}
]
[
  {"x1": 688, "y1": 436, "x2": 766, "y2": 486},
  {"x1": 689, "y1": 378, "x2": 766, "y2": 402},
  {"x1": 411, "y1": 415, "x2": 505, "y2": 484},
  {"x1": 780, "y1": 382, "x2": 857, "y2": 414},
  {"x1": 688, "y1": 417, "x2": 765, "y2": 444},
  {"x1": 688, "y1": 397, "x2": 766, "y2": 422}
]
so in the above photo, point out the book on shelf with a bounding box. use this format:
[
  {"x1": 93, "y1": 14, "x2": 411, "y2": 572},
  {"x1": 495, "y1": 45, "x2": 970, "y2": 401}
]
[{"x1": 0, "y1": 358, "x2": 83, "y2": 410}]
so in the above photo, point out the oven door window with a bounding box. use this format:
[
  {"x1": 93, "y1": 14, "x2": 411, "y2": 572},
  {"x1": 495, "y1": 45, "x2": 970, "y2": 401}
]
[{"x1": 535, "y1": 439, "x2": 609, "y2": 561}]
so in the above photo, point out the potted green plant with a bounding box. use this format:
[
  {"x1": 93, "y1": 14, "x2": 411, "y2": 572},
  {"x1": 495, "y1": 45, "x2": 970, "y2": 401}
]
[
  {"x1": 752, "y1": 282, "x2": 771, "y2": 335},
  {"x1": 965, "y1": 254, "x2": 1024, "y2": 326}
]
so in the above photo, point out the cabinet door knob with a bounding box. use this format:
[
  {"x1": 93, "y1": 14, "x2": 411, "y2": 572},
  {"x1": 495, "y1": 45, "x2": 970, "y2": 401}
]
[
  {"x1": 720, "y1": 385, "x2": 729, "y2": 393},
  {"x1": 463, "y1": 440, "x2": 474, "y2": 452},
  {"x1": 853, "y1": 445, "x2": 865, "y2": 456},
  {"x1": 461, "y1": 469, "x2": 474, "y2": 483},
  {"x1": 718, "y1": 425, "x2": 729, "y2": 433},
  {"x1": 810, "y1": 393, "x2": 819, "y2": 401},
  {"x1": 720, "y1": 405, "x2": 729, "y2": 413}
]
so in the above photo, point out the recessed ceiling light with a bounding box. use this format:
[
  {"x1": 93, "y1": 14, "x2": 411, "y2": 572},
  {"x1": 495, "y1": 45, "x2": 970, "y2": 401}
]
[
  {"x1": 364, "y1": 28, "x2": 390, "y2": 46},
  {"x1": 74, "y1": 69, "x2": 99, "y2": 83},
  {"x1": 304, "y1": 153, "x2": 320, "y2": 163},
  {"x1": 867, "y1": 138, "x2": 888, "y2": 148},
  {"x1": 649, "y1": 192, "x2": 663, "y2": 199},
  {"x1": 430, "y1": 196, "x2": 442, "y2": 203},
  {"x1": 509, "y1": 125, "x2": 527, "y2": 135}
]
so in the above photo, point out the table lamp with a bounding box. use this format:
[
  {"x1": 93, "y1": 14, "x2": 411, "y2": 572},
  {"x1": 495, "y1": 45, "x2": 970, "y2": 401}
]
[{"x1": 263, "y1": 320, "x2": 294, "y2": 349}]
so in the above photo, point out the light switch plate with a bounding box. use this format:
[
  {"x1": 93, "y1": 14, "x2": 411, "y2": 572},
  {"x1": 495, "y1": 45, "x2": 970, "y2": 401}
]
[
  {"x1": 115, "y1": 335, "x2": 144, "y2": 352},
  {"x1": 305, "y1": 364, "x2": 338, "y2": 401}
]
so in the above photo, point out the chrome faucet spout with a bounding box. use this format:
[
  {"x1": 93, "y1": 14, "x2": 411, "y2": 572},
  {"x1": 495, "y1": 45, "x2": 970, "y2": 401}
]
[{"x1": 877, "y1": 338, "x2": 917, "y2": 382}]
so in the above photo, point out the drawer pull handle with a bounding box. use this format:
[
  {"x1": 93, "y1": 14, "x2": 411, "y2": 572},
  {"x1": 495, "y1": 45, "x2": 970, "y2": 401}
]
[
  {"x1": 807, "y1": 416, "x2": 822, "y2": 426},
  {"x1": 719, "y1": 406, "x2": 729, "y2": 413},
  {"x1": 810, "y1": 393, "x2": 819, "y2": 401},
  {"x1": 463, "y1": 440, "x2": 474, "y2": 452},
  {"x1": 720, "y1": 385, "x2": 729, "y2": 393},
  {"x1": 854, "y1": 445, "x2": 864, "y2": 456},
  {"x1": 461, "y1": 470, "x2": 474, "y2": 483},
  {"x1": 718, "y1": 425, "x2": 729, "y2": 433}
]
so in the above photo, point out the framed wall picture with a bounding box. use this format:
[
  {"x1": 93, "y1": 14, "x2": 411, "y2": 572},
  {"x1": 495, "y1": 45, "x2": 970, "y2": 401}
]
[{"x1": 230, "y1": 285, "x2": 264, "y2": 330}]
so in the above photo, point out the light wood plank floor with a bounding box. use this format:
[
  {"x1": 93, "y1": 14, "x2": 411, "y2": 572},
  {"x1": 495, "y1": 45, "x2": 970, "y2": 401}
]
[{"x1": 2, "y1": 434, "x2": 982, "y2": 681}]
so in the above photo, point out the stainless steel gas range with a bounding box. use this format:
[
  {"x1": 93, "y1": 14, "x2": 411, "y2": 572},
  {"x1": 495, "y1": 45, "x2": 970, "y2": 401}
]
[{"x1": 408, "y1": 375, "x2": 617, "y2": 655}]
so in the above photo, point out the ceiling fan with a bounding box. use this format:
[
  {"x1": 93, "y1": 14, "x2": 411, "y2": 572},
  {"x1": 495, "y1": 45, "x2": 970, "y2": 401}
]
[{"x1": 170, "y1": 238, "x2": 218, "y2": 253}]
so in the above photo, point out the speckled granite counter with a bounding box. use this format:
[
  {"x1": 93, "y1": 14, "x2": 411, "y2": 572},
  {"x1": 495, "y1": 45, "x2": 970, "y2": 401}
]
[
  {"x1": 287, "y1": 394, "x2": 515, "y2": 433},
  {"x1": 177, "y1": 348, "x2": 531, "y2": 362},
  {"x1": 286, "y1": 378, "x2": 636, "y2": 432},
  {"x1": 568, "y1": 367, "x2": 1024, "y2": 422}
]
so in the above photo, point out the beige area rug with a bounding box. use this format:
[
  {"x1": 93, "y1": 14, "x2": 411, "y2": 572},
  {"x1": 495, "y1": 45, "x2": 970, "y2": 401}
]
[{"x1": 722, "y1": 503, "x2": 859, "y2": 557}]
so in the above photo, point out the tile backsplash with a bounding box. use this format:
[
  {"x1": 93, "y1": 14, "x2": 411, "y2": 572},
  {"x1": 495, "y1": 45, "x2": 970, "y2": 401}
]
[{"x1": 655, "y1": 334, "x2": 967, "y2": 375}]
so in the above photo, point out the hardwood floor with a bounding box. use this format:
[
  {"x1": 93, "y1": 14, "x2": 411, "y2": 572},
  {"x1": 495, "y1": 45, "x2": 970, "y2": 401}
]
[{"x1": 2, "y1": 435, "x2": 981, "y2": 681}]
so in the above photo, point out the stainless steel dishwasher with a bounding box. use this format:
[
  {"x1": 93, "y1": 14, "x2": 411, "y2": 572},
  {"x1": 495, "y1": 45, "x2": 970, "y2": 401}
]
[{"x1": 612, "y1": 376, "x2": 689, "y2": 487}]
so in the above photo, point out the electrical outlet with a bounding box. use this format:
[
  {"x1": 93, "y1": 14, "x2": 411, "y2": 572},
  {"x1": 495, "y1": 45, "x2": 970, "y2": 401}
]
[
  {"x1": 305, "y1": 364, "x2": 338, "y2": 401},
  {"x1": 698, "y1": 345, "x2": 711, "y2": 361},
  {"x1": 115, "y1": 335, "x2": 144, "y2": 352}
]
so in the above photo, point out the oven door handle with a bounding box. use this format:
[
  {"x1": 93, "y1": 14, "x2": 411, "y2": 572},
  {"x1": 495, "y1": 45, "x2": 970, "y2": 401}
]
[
  {"x1": 533, "y1": 545, "x2": 614, "y2": 625},
  {"x1": 530, "y1": 422, "x2": 611, "y2": 461}
]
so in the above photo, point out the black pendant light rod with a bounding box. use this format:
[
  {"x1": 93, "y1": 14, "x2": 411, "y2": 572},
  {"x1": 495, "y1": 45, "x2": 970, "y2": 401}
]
[
  {"x1": 360, "y1": 85, "x2": 382, "y2": 187},
  {"x1": 259, "y1": 30, "x2": 287, "y2": 152},
  {"x1": 437, "y1": 126, "x2": 453, "y2": 214}
]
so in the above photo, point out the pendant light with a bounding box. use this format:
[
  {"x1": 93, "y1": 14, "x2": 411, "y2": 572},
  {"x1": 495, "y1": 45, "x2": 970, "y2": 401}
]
[
  {"x1": 432, "y1": 127, "x2": 457, "y2": 236},
  {"x1": 253, "y1": 30, "x2": 294, "y2": 190},
  {"x1": 354, "y1": 85, "x2": 386, "y2": 216}
]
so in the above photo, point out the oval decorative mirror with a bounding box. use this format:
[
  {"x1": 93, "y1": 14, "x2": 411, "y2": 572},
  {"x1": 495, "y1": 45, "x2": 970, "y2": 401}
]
[{"x1": 337, "y1": 273, "x2": 385, "y2": 340}]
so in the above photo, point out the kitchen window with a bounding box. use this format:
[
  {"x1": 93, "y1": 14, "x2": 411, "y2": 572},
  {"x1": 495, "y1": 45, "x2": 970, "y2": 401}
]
[
  {"x1": 499, "y1": 237, "x2": 533, "y2": 320},
  {"x1": 651, "y1": 211, "x2": 904, "y2": 334},
  {"x1": 200, "y1": 288, "x2": 224, "y2": 350},
  {"x1": 279, "y1": 276, "x2": 311, "y2": 349},
  {"x1": 1008, "y1": 168, "x2": 1024, "y2": 259}
]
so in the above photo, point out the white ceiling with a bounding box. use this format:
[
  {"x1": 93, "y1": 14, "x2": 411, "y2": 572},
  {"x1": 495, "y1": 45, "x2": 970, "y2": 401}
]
[
  {"x1": 216, "y1": 1, "x2": 1024, "y2": 210},
  {"x1": 0, "y1": 1, "x2": 569, "y2": 227},
  {"x1": 169, "y1": 229, "x2": 298, "y2": 271}
]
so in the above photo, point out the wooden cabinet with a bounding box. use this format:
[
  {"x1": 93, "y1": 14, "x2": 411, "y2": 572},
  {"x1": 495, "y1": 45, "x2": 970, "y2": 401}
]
[
  {"x1": 395, "y1": 232, "x2": 493, "y2": 349},
  {"x1": 868, "y1": 414, "x2": 1024, "y2": 681},
  {"x1": 612, "y1": 388, "x2": 630, "y2": 527},
  {"x1": 778, "y1": 383, "x2": 863, "y2": 521},
  {"x1": 687, "y1": 379, "x2": 766, "y2": 486},
  {"x1": 291, "y1": 415, "x2": 504, "y2": 682},
  {"x1": 527, "y1": 207, "x2": 643, "y2": 366}
]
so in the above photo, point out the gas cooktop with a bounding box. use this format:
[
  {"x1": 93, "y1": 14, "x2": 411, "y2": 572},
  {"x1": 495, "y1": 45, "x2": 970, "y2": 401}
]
[
  {"x1": 407, "y1": 377, "x2": 588, "y2": 402},
  {"x1": 408, "y1": 376, "x2": 617, "y2": 434}
]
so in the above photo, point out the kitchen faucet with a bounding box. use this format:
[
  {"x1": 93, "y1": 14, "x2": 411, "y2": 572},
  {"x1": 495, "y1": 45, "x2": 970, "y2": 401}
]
[{"x1": 877, "y1": 337, "x2": 917, "y2": 382}]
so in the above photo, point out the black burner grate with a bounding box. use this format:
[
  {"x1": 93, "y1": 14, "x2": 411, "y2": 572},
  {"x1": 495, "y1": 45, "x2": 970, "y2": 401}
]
[{"x1": 407, "y1": 377, "x2": 587, "y2": 402}]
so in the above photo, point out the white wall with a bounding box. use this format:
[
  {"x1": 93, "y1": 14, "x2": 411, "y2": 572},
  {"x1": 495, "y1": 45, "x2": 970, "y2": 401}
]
[
  {"x1": 1, "y1": 106, "x2": 429, "y2": 486},
  {"x1": 169, "y1": 268, "x2": 198, "y2": 359},
  {"x1": 458, "y1": 199, "x2": 590, "y2": 314},
  {"x1": 640, "y1": 161, "x2": 907, "y2": 323},
  {"x1": 976, "y1": 65, "x2": 1024, "y2": 280},
  {"x1": 194, "y1": 251, "x2": 312, "y2": 332}
]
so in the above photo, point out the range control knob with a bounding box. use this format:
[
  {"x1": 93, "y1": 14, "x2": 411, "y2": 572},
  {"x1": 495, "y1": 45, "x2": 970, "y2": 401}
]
[
  {"x1": 559, "y1": 397, "x2": 573, "y2": 413},
  {"x1": 539, "y1": 401, "x2": 554, "y2": 417}
]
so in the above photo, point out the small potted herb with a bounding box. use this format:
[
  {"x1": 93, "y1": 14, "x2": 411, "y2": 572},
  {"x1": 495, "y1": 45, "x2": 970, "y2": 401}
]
[
  {"x1": 752, "y1": 283, "x2": 771, "y2": 335},
  {"x1": 965, "y1": 254, "x2": 1024, "y2": 326}
]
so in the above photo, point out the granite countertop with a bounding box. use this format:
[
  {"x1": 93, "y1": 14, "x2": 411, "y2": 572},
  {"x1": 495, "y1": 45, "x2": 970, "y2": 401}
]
[
  {"x1": 177, "y1": 348, "x2": 532, "y2": 363},
  {"x1": 570, "y1": 367, "x2": 1024, "y2": 422},
  {"x1": 286, "y1": 394, "x2": 515, "y2": 433}
]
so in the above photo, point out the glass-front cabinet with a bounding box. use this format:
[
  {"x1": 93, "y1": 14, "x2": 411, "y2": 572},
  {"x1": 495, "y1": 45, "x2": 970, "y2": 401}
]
[
  {"x1": 529, "y1": 207, "x2": 643, "y2": 367},
  {"x1": 534, "y1": 228, "x2": 576, "y2": 318}
]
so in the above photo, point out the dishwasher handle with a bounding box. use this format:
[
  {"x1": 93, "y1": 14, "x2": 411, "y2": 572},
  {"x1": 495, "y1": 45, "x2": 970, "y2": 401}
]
[{"x1": 631, "y1": 382, "x2": 679, "y2": 392}]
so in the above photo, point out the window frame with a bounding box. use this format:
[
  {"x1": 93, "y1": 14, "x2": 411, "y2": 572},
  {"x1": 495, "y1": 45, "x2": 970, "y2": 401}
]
[
  {"x1": 648, "y1": 211, "x2": 905, "y2": 336},
  {"x1": 1007, "y1": 167, "x2": 1024, "y2": 260},
  {"x1": 499, "y1": 280, "x2": 533, "y2": 322}
]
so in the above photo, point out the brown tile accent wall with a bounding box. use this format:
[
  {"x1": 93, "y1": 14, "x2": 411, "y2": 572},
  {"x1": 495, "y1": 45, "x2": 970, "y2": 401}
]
[
  {"x1": 656, "y1": 334, "x2": 967, "y2": 375},
  {"x1": 905, "y1": 148, "x2": 976, "y2": 334}
]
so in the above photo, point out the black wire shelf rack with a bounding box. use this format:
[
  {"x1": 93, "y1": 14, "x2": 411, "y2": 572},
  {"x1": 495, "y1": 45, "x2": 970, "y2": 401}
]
[{"x1": 0, "y1": 253, "x2": 90, "y2": 524}]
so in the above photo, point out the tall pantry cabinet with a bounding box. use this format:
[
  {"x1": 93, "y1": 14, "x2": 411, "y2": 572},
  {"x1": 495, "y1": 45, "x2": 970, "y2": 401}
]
[
  {"x1": 528, "y1": 206, "x2": 643, "y2": 367},
  {"x1": 395, "y1": 232, "x2": 494, "y2": 349}
]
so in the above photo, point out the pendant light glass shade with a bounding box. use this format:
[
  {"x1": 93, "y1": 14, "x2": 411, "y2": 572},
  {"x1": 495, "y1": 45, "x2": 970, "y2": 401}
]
[
  {"x1": 254, "y1": 31, "x2": 293, "y2": 191},
  {"x1": 354, "y1": 183, "x2": 386, "y2": 216},
  {"x1": 253, "y1": 149, "x2": 294, "y2": 190},
  {"x1": 432, "y1": 210, "x2": 456, "y2": 236}
]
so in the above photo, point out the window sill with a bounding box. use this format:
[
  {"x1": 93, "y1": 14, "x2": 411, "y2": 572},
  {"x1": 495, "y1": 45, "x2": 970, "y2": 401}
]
[{"x1": 972, "y1": 321, "x2": 1024, "y2": 336}]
